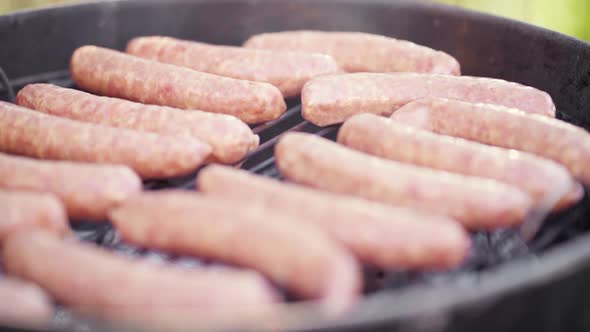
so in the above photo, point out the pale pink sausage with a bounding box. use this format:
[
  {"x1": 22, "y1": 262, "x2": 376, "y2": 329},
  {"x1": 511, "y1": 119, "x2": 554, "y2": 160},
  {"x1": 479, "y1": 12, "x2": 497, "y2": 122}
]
[
  {"x1": 17, "y1": 84, "x2": 258, "y2": 164},
  {"x1": 0, "y1": 153, "x2": 141, "y2": 220},
  {"x1": 109, "y1": 191, "x2": 361, "y2": 314},
  {"x1": 0, "y1": 101, "x2": 211, "y2": 179},
  {"x1": 301, "y1": 72, "x2": 555, "y2": 126},
  {"x1": 0, "y1": 191, "x2": 69, "y2": 242},
  {"x1": 391, "y1": 98, "x2": 590, "y2": 187},
  {"x1": 2, "y1": 230, "x2": 278, "y2": 326},
  {"x1": 127, "y1": 36, "x2": 341, "y2": 98},
  {"x1": 275, "y1": 132, "x2": 533, "y2": 229},
  {"x1": 338, "y1": 113, "x2": 582, "y2": 211},
  {"x1": 0, "y1": 277, "x2": 54, "y2": 329},
  {"x1": 197, "y1": 165, "x2": 470, "y2": 269},
  {"x1": 71, "y1": 45, "x2": 286, "y2": 124},
  {"x1": 243, "y1": 31, "x2": 460, "y2": 75}
]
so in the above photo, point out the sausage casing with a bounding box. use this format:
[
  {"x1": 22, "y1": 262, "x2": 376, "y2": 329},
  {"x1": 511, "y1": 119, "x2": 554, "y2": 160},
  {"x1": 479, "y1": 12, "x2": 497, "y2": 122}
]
[
  {"x1": 127, "y1": 36, "x2": 341, "y2": 98},
  {"x1": 339, "y1": 113, "x2": 582, "y2": 211},
  {"x1": 0, "y1": 191, "x2": 69, "y2": 241},
  {"x1": 71, "y1": 45, "x2": 286, "y2": 124},
  {"x1": 0, "y1": 153, "x2": 142, "y2": 220},
  {"x1": 197, "y1": 165, "x2": 470, "y2": 269},
  {"x1": 243, "y1": 31, "x2": 460, "y2": 75},
  {"x1": 17, "y1": 84, "x2": 258, "y2": 164},
  {"x1": 109, "y1": 191, "x2": 361, "y2": 314},
  {"x1": 302, "y1": 73, "x2": 555, "y2": 126},
  {"x1": 0, "y1": 277, "x2": 54, "y2": 329},
  {"x1": 0, "y1": 101, "x2": 211, "y2": 179},
  {"x1": 275, "y1": 132, "x2": 533, "y2": 229},
  {"x1": 391, "y1": 98, "x2": 590, "y2": 187},
  {"x1": 2, "y1": 230, "x2": 278, "y2": 326}
]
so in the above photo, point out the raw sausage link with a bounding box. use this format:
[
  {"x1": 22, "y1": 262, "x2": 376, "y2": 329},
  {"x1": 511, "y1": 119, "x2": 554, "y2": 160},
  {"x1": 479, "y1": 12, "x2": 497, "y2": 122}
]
[
  {"x1": 70, "y1": 45, "x2": 286, "y2": 124},
  {"x1": 391, "y1": 98, "x2": 590, "y2": 187},
  {"x1": 127, "y1": 36, "x2": 341, "y2": 98},
  {"x1": 339, "y1": 113, "x2": 582, "y2": 211},
  {"x1": 0, "y1": 153, "x2": 142, "y2": 220},
  {"x1": 0, "y1": 191, "x2": 69, "y2": 241},
  {"x1": 275, "y1": 132, "x2": 533, "y2": 229},
  {"x1": 109, "y1": 191, "x2": 361, "y2": 314},
  {"x1": 301, "y1": 72, "x2": 555, "y2": 126},
  {"x1": 0, "y1": 277, "x2": 54, "y2": 329},
  {"x1": 17, "y1": 83, "x2": 258, "y2": 164},
  {"x1": 197, "y1": 165, "x2": 470, "y2": 269},
  {"x1": 0, "y1": 101, "x2": 211, "y2": 179},
  {"x1": 2, "y1": 230, "x2": 279, "y2": 328},
  {"x1": 243, "y1": 31, "x2": 461, "y2": 75}
]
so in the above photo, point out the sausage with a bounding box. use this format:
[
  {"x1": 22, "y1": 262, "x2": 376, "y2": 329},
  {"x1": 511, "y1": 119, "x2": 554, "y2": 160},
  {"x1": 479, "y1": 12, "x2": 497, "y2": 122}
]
[
  {"x1": 301, "y1": 72, "x2": 556, "y2": 126},
  {"x1": 275, "y1": 132, "x2": 533, "y2": 229},
  {"x1": 109, "y1": 191, "x2": 361, "y2": 314},
  {"x1": 126, "y1": 36, "x2": 341, "y2": 98},
  {"x1": 0, "y1": 101, "x2": 211, "y2": 179},
  {"x1": 2, "y1": 230, "x2": 279, "y2": 327},
  {"x1": 70, "y1": 45, "x2": 286, "y2": 124},
  {"x1": 0, "y1": 153, "x2": 142, "y2": 220},
  {"x1": 0, "y1": 191, "x2": 69, "y2": 242},
  {"x1": 17, "y1": 84, "x2": 258, "y2": 164},
  {"x1": 243, "y1": 30, "x2": 460, "y2": 75},
  {"x1": 391, "y1": 98, "x2": 590, "y2": 187},
  {"x1": 338, "y1": 113, "x2": 582, "y2": 211},
  {"x1": 0, "y1": 277, "x2": 54, "y2": 329},
  {"x1": 197, "y1": 165, "x2": 469, "y2": 269}
]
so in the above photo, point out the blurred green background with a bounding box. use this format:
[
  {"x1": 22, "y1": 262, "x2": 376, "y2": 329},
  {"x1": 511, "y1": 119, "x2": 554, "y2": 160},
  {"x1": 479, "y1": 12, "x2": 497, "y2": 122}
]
[{"x1": 0, "y1": 0, "x2": 589, "y2": 42}]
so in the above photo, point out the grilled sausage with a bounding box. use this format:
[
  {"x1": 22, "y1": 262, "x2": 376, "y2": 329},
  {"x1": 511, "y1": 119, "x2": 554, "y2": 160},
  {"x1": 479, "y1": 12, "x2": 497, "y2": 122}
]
[
  {"x1": 391, "y1": 98, "x2": 590, "y2": 187},
  {"x1": 109, "y1": 191, "x2": 361, "y2": 314},
  {"x1": 2, "y1": 230, "x2": 278, "y2": 326},
  {"x1": 243, "y1": 31, "x2": 460, "y2": 75},
  {"x1": 275, "y1": 132, "x2": 533, "y2": 229},
  {"x1": 0, "y1": 191, "x2": 69, "y2": 242},
  {"x1": 126, "y1": 36, "x2": 341, "y2": 98},
  {"x1": 17, "y1": 84, "x2": 258, "y2": 164},
  {"x1": 339, "y1": 113, "x2": 582, "y2": 211},
  {"x1": 301, "y1": 73, "x2": 555, "y2": 126},
  {"x1": 0, "y1": 101, "x2": 211, "y2": 179},
  {"x1": 71, "y1": 45, "x2": 286, "y2": 124},
  {"x1": 197, "y1": 165, "x2": 469, "y2": 269},
  {"x1": 0, "y1": 277, "x2": 54, "y2": 328},
  {"x1": 0, "y1": 153, "x2": 142, "y2": 220}
]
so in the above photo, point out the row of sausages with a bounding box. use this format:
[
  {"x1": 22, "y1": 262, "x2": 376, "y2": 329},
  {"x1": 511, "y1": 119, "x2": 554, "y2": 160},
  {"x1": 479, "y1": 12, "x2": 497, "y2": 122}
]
[
  {"x1": 0, "y1": 162, "x2": 472, "y2": 329},
  {"x1": 1, "y1": 30, "x2": 587, "y2": 329}
]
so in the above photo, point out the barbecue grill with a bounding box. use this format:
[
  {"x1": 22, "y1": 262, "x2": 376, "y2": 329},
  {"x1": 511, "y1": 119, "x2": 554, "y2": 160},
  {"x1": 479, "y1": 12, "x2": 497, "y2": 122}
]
[{"x1": 2, "y1": 0, "x2": 590, "y2": 331}]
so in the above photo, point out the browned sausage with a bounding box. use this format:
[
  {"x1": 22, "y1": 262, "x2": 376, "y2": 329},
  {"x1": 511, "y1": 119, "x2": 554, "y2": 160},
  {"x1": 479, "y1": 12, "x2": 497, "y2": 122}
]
[
  {"x1": 197, "y1": 165, "x2": 469, "y2": 269},
  {"x1": 243, "y1": 31, "x2": 460, "y2": 75},
  {"x1": 0, "y1": 277, "x2": 54, "y2": 329},
  {"x1": 338, "y1": 113, "x2": 582, "y2": 211},
  {"x1": 275, "y1": 132, "x2": 533, "y2": 229},
  {"x1": 109, "y1": 191, "x2": 361, "y2": 314},
  {"x1": 301, "y1": 73, "x2": 555, "y2": 126},
  {"x1": 0, "y1": 101, "x2": 211, "y2": 179},
  {"x1": 126, "y1": 36, "x2": 341, "y2": 98},
  {"x1": 0, "y1": 191, "x2": 69, "y2": 242},
  {"x1": 71, "y1": 45, "x2": 286, "y2": 124},
  {"x1": 391, "y1": 98, "x2": 590, "y2": 187},
  {"x1": 17, "y1": 84, "x2": 258, "y2": 164},
  {"x1": 0, "y1": 153, "x2": 141, "y2": 220},
  {"x1": 2, "y1": 230, "x2": 279, "y2": 327}
]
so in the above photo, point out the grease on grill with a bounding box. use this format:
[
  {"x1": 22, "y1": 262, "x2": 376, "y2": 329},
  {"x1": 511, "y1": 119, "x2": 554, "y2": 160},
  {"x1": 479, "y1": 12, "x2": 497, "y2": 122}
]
[{"x1": 3, "y1": 70, "x2": 590, "y2": 308}]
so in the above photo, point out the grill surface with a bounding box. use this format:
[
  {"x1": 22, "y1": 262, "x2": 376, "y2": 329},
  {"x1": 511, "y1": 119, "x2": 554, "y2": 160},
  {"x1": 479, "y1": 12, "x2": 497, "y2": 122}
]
[{"x1": 2, "y1": 1, "x2": 590, "y2": 331}]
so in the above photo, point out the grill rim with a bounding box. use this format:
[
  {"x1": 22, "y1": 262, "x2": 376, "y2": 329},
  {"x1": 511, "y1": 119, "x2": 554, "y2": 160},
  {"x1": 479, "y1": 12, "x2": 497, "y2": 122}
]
[{"x1": 1, "y1": 0, "x2": 590, "y2": 331}]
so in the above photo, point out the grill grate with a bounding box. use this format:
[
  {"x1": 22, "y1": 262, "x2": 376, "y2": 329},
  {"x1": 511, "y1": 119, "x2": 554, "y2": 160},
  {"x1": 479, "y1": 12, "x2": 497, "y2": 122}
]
[{"x1": 1, "y1": 66, "x2": 590, "y2": 326}]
